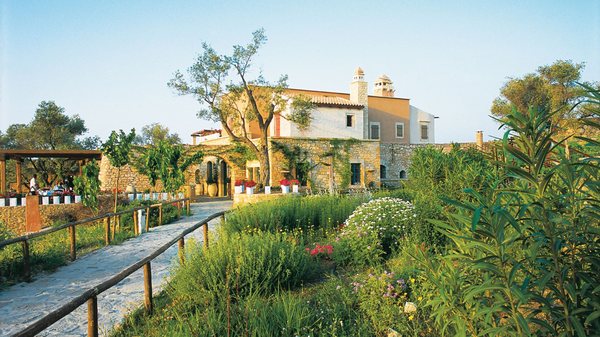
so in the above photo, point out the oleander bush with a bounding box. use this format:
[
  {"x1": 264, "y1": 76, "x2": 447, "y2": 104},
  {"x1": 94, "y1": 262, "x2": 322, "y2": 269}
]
[{"x1": 414, "y1": 105, "x2": 600, "y2": 336}]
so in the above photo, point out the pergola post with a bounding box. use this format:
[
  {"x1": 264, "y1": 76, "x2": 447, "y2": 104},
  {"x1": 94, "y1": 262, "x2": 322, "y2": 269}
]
[
  {"x1": 0, "y1": 158, "x2": 6, "y2": 194},
  {"x1": 15, "y1": 159, "x2": 22, "y2": 193}
]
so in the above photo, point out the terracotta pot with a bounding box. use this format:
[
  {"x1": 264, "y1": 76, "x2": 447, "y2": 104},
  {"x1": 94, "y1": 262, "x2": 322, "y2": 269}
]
[{"x1": 207, "y1": 183, "x2": 218, "y2": 197}]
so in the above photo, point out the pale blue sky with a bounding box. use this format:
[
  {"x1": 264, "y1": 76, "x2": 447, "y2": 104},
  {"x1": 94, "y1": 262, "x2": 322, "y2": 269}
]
[{"x1": 1, "y1": 0, "x2": 599, "y2": 143}]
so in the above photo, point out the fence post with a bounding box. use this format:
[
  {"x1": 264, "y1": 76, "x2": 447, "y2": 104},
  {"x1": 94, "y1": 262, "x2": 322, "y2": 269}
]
[
  {"x1": 158, "y1": 204, "x2": 163, "y2": 226},
  {"x1": 221, "y1": 214, "x2": 225, "y2": 223},
  {"x1": 146, "y1": 207, "x2": 150, "y2": 231},
  {"x1": 186, "y1": 199, "x2": 191, "y2": 216},
  {"x1": 203, "y1": 223, "x2": 209, "y2": 250},
  {"x1": 178, "y1": 237, "x2": 185, "y2": 264},
  {"x1": 177, "y1": 202, "x2": 181, "y2": 218},
  {"x1": 133, "y1": 210, "x2": 138, "y2": 236},
  {"x1": 87, "y1": 295, "x2": 98, "y2": 337},
  {"x1": 21, "y1": 240, "x2": 30, "y2": 281},
  {"x1": 111, "y1": 216, "x2": 116, "y2": 241},
  {"x1": 69, "y1": 225, "x2": 76, "y2": 261},
  {"x1": 104, "y1": 216, "x2": 111, "y2": 245},
  {"x1": 143, "y1": 262, "x2": 153, "y2": 314}
]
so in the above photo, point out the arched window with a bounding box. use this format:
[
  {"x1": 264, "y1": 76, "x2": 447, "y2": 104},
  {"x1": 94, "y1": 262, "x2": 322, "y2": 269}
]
[
  {"x1": 399, "y1": 170, "x2": 407, "y2": 179},
  {"x1": 380, "y1": 165, "x2": 387, "y2": 179}
]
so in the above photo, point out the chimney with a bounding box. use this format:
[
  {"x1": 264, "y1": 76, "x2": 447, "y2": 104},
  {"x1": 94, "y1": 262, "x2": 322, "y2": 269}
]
[
  {"x1": 475, "y1": 131, "x2": 484, "y2": 150},
  {"x1": 350, "y1": 67, "x2": 369, "y2": 139}
]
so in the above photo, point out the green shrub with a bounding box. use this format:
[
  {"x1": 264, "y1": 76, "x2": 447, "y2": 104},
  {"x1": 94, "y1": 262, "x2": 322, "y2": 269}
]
[
  {"x1": 405, "y1": 145, "x2": 496, "y2": 249},
  {"x1": 169, "y1": 230, "x2": 319, "y2": 305},
  {"x1": 414, "y1": 105, "x2": 600, "y2": 336}
]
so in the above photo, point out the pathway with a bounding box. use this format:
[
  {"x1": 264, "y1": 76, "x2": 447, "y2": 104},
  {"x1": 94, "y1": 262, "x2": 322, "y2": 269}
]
[{"x1": 0, "y1": 200, "x2": 232, "y2": 336}]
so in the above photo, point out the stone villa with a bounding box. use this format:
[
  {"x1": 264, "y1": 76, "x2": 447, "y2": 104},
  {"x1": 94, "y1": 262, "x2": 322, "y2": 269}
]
[{"x1": 192, "y1": 67, "x2": 437, "y2": 196}]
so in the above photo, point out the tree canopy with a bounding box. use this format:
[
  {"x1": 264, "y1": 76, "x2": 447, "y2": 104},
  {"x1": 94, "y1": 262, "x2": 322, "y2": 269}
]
[
  {"x1": 134, "y1": 123, "x2": 181, "y2": 145},
  {"x1": 491, "y1": 60, "x2": 593, "y2": 122},
  {"x1": 0, "y1": 101, "x2": 100, "y2": 150},
  {"x1": 101, "y1": 129, "x2": 136, "y2": 211},
  {"x1": 168, "y1": 29, "x2": 314, "y2": 186},
  {"x1": 0, "y1": 101, "x2": 100, "y2": 188}
]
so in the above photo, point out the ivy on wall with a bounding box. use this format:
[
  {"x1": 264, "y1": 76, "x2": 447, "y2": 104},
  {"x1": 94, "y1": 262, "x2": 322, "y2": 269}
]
[{"x1": 272, "y1": 138, "x2": 360, "y2": 192}]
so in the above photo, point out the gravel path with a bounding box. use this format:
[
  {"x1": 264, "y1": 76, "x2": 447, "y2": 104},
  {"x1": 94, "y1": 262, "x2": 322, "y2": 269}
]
[{"x1": 0, "y1": 200, "x2": 232, "y2": 336}]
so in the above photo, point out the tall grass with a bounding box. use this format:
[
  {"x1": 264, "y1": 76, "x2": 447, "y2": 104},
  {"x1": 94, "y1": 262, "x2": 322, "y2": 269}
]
[{"x1": 224, "y1": 195, "x2": 367, "y2": 235}]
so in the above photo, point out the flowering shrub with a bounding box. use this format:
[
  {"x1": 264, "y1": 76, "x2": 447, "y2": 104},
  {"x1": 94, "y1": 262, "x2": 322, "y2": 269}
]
[
  {"x1": 333, "y1": 198, "x2": 416, "y2": 267},
  {"x1": 234, "y1": 180, "x2": 245, "y2": 187},
  {"x1": 345, "y1": 197, "x2": 416, "y2": 253},
  {"x1": 351, "y1": 270, "x2": 417, "y2": 335},
  {"x1": 279, "y1": 179, "x2": 290, "y2": 186},
  {"x1": 244, "y1": 180, "x2": 256, "y2": 188},
  {"x1": 306, "y1": 243, "x2": 333, "y2": 257}
]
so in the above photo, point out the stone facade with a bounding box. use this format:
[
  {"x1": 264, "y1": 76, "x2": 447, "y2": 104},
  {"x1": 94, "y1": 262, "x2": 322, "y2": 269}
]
[
  {"x1": 98, "y1": 156, "x2": 200, "y2": 194},
  {"x1": 379, "y1": 143, "x2": 426, "y2": 186},
  {"x1": 269, "y1": 137, "x2": 380, "y2": 190}
]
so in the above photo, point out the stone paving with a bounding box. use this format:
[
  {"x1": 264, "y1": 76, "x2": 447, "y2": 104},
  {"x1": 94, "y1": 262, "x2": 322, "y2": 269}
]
[{"x1": 0, "y1": 200, "x2": 232, "y2": 336}]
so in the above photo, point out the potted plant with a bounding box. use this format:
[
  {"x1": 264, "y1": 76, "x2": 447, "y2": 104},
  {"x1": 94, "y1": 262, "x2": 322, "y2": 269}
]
[
  {"x1": 234, "y1": 180, "x2": 245, "y2": 194},
  {"x1": 245, "y1": 180, "x2": 257, "y2": 195},
  {"x1": 0, "y1": 195, "x2": 5, "y2": 207},
  {"x1": 280, "y1": 179, "x2": 290, "y2": 194},
  {"x1": 265, "y1": 184, "x2": 271, "y2": 194},
  {"x1": 207, "y1": 169, "x2": 218, "y2": 197},
  {"x1": 291, "y1": 179, "x2": 300, "y2": 193}
]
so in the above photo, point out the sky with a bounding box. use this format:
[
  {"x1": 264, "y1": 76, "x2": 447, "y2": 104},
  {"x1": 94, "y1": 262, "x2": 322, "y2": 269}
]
[{"x1": 1, "y1": 0, "x2": 599, "y2": 144}]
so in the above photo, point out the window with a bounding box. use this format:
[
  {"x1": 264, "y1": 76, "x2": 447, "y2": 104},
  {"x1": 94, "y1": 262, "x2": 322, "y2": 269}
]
[
  {"x1": 370, "y1": 122, "x2": 380, "y2": 140},
  {"x1": 421, "y1": 124, "x2": 429, "y2": 140},
  {"x1": 350, "y1": 163, "x2": 361, "y2": 185},
  {"x1": 346, "y1": 114, "x2": 354, "y2": 127},
  {"x1": 395, "y1": 123, "x2": 404, "y2": 138},
  {"x1": 399, "y1": 170, "x2": 407, "y2": 179},
  {"x1": 380, "y1": 165, "x2": 387, "y2": 179}
]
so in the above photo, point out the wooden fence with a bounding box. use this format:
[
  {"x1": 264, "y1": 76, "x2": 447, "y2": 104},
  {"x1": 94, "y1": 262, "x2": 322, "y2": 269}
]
[
  {"x1": 0, "y1": 198, "x2": 192, "y2": 281},
  {"x1": 12, "y1": 210, "x2": 224, "y2": 337}
]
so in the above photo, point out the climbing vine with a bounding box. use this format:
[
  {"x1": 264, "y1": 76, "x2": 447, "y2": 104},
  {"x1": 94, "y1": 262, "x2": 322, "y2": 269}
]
[{"x1": 322, "y1": 138, "x2": 360, "y2": 190}]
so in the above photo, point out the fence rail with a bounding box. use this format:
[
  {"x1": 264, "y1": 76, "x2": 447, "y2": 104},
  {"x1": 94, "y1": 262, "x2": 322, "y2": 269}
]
[
  {"x1": 0, "y1": 198, "x2": 192, "y2": 280},
  {"x1": 13, "y1": 210, "x2": 225, "y2": 337}
]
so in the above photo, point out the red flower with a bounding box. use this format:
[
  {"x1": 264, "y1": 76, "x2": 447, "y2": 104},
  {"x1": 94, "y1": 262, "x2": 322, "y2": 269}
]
[
  {"x1": 280, "y1": 179, "x2": 290, "y2": 186},
  {"x1": 291, "y1": 179, "x2": 300, "y2": 185},
  {"x1": 245, "y1": 180, "x2": 257, "y2": 188},
  {"x1": 234, "y1": 180, "x2": 245, "y2": 187}
]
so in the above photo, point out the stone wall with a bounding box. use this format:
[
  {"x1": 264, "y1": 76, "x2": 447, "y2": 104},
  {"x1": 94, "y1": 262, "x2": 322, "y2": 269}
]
[
  {"x1": 269, "y1": 137, "x2": 381, "y2": 190},
  {"x1": 98, "y1": 157, "x2": 199, "y2": 194},
  {"x1": 0, "y1": 195, "x2": 123, "y2": 235},
  {"x1": 379, "y1": 143, "x2": 428, "y2": 187},
  {"x1": 0, "y1": 203, "x2": 83, "y2": 235}
]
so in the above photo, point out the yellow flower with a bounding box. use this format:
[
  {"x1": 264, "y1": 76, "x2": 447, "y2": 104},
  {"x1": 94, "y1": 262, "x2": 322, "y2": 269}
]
[
  {"x1": 410, "y1": 277, "x2": 415, "y2": 284},
  {"x1": 409, "y1": 314, "x2": 414, "y2": 321},
  {"x1": 417, "y1": 296, "x2": 423, "y2": 301}
]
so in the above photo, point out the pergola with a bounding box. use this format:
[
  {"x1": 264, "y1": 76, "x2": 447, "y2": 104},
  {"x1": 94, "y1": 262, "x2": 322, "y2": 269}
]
[{"x1": 0, "y1": 149, "x2": 102, "y2": 194}]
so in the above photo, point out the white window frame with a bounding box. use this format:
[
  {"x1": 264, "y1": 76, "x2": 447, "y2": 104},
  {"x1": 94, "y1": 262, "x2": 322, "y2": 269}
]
[
  {"x1": 346, "y1": 113, "x2": 355, "y2": 128},
  {"x1": 370, "y1": 122, "x2": 380, "y2": 140},
  {"x1": 395, "y1": 122, "x2": 405, "y2": 138}
]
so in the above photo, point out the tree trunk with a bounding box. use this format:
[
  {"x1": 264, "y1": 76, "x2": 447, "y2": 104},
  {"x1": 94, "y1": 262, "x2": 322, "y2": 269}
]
[{"x1": 258, "y1": 144, "x2": 270, "y2": 187}]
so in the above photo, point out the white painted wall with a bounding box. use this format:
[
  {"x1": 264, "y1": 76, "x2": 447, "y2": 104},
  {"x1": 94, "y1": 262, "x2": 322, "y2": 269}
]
[
  {"x1": 279, "y1": 106, "x2": 365, "y2": 139},
  {"x1": 409, "y1": 105, "x2": 435, "y2": 144}
]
